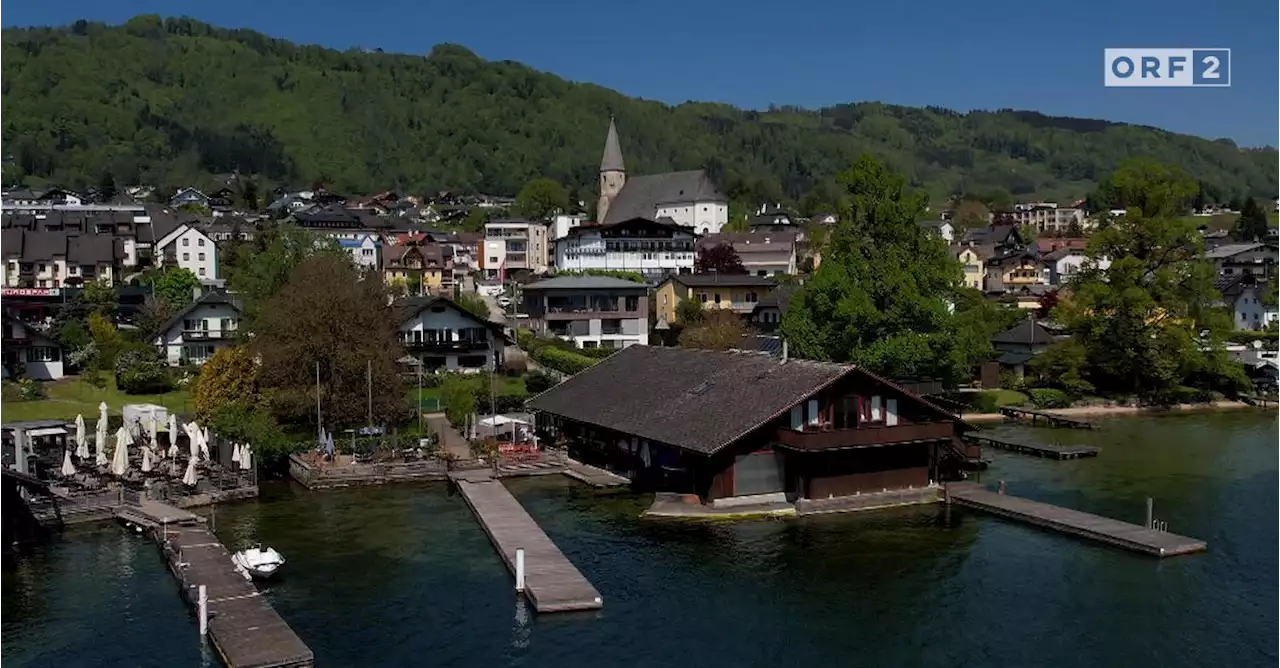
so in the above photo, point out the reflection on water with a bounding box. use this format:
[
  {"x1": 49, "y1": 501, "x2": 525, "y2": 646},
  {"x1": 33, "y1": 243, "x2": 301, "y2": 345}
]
[{"x1": 3, "y1": 412, "x2": 1276, "y2": 668}]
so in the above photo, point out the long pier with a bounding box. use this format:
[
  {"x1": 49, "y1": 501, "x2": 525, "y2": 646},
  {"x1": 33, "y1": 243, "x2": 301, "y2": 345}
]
[
  {"x1": 115, "y1": 501, "x2": 314, "y2": 667},
  {"x1": 946, "y1": 483, "x2": 1206, "y2": 558},
  {"x1": 999, "y1": 406, "x2": 1097, "y2": 429},
  {"x1": 963, "y1": 434, "x2": 1099, "y2": 460},
  {"x1": 451, "y1": 471, "x2": 603, "y2": 613}
]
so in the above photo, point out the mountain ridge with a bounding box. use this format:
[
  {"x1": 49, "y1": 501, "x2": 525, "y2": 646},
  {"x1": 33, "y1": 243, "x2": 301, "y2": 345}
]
[{"x1": 2, "y1": 16, "x2": 1275, "y2": 206}]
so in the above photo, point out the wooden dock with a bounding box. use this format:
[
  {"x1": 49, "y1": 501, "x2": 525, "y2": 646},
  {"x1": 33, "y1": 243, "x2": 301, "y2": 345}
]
[
  {"x1": 999, "y1": 406, "x2": 1097, "y2": 429},
  {"x1": 563, "y1": 460, "x2": 630, "y2": 488},
  {"x1": 964, "y1": 434, "x2": 1099, "y2": 460},
  {"x1": 946, "y1": 483, "x2": 1206, "y2": 558},
  {"x1": 118, "y1": 501, "x2": 314, "y2": 668},
  {"x1": 452, "y1": 474, "x2": 603, "y2": 613}
]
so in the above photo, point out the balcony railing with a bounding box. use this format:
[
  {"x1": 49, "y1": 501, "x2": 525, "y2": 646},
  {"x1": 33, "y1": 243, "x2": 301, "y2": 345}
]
[
  {"x1": 183, "y1": 330, "x2": 232, "y2": 340},
  {"x1": 401, "y1": 338, "x2": 491, "y2": 352},
  {"x1": 775, "y1": 421, "x2": 955, "y2": 451}
]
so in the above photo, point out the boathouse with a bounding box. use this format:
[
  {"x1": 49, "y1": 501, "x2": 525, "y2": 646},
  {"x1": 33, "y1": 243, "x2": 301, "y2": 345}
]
[{"x1": 528, "y1": 346, "x2": 979, "y2": 504}]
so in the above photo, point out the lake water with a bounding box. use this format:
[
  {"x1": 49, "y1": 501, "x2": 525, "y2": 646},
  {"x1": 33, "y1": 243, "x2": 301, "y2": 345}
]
[{"x1": 4, "y1": 412, "x2": 1277, "y2": 667}]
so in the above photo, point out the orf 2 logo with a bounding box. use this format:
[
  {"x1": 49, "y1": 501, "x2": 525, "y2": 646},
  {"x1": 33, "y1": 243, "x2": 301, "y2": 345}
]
[{"x1": 1104, "y1": 48, "x2": 1231, "y2": 87}]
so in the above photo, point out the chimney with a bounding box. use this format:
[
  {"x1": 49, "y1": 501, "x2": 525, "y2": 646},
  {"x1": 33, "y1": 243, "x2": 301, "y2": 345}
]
[{"x1": 781, "y1": 338, "x2": 789, "y2": 363}]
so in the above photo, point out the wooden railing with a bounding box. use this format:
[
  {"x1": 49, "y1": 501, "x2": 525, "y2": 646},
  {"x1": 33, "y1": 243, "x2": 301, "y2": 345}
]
[{"x1": 775, "y1": 421, "x2": 955, "y2": 451}]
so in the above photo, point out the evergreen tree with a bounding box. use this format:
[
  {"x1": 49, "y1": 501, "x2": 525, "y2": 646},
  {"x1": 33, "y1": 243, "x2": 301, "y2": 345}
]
[{"x1": 1234, "y1": 197, "x2": 1270, "y2": 242}]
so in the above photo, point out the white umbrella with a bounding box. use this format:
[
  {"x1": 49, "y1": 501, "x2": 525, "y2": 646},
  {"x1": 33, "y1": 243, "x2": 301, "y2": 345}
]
[
  {"x1": 231, "y1": 442, "x2": 242, "y2": 463},
  {"x1": 147, "y1": 417, "x2": 159, "y2": 449},
  {"x1": 182, "y1": 456, "x2": 198, "y2": 486},
  {"x1": 183, "y1": 423, "x2": 203, "y2": 462},
  {"x1": 201, "y1": 427, "x2": 212, "y2": 460},
  {"x1": 141, "y1": 446, "x2": 153, "y2": 473},
  {"x1": 60, "y1": 447, "x2": 77, "y2": 477},
  {"x1": 167, "y1": 414, "x2": 180, "y2": 457},
  {"x1": 95, "y1": 416, "x2": 109, "y2": 467},
  {"x1": 111, "y1": 427, "x2": 131, "y2": 476},
  {"x1": 74, "y1": 414, "x2": 89, "y2": 459},
  {"x1": 240, "y1": 444, "x2": 252, "y2": 471},
  {"x1": 98, "y1": 401, "x2": 108, "y2": 427}
]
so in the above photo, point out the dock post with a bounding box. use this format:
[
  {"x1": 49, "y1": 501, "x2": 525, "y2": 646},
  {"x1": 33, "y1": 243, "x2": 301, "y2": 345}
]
[
  {"x1": 515, "y1": 548, "x2": 526, "y2": 592},
  {"x1": 197, "y1": 584, "x2": 208, "y2": 636},
  {"x1": 1145, "y1": 497, "x2": 1153, "y2": 529},
  {"x1": 998, "y1": 480, "x2": 1006, "y2": 495}
]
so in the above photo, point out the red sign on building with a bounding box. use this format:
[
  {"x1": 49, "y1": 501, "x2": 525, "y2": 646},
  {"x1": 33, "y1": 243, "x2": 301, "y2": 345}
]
[{"x1": 0, "y1": 288, "x2": 61, "y2": 297}]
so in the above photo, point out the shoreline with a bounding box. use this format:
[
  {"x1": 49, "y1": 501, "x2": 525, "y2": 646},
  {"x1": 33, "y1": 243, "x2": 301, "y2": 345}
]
[{"x1": 965, "y1": 400, "x2": 1265, "y2": 423}]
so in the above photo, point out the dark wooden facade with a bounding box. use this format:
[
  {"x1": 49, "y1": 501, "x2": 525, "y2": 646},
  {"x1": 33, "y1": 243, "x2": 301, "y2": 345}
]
[{"x1": 539, "y1": 369, "x2": 976, "y2": 504}]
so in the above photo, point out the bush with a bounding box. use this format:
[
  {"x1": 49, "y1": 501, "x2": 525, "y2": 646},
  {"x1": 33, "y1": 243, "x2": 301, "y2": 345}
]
[
  {"x1": 970, "y1": 391, "x2": 1002, "y2": 413},
  {"x1": 1, "y1": 379, "x2": 46, "y2": 402},
  {"x1": 579, "y1": 347, "x2": 619, "y2": 359},
  {"x1": 998, "y1": 371, "x2": 1024, "y2": 391},
  {"x1": 524, "y1": 370, "x2": 559, "y2": 394},
  {"x1": 479, "y1": 393, "x2": 529, "y2": 414},
  {"x1": 532, "y1": 346, "x2": 597, "y2": 375},
  {"x1": 1027, "y1": 388, "x2": 1072, "y2": 409},
  {"x1": 114, "y1": 347, "x2": 173, "y2": 394}
]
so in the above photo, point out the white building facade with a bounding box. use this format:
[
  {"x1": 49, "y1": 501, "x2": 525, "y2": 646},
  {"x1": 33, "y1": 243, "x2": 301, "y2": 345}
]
[
  {"x1": 397, "y1": 296, "x2": 504, "y2": 373},
  {"x1": 553, "y1": 219, "x2": 698, "y2": 282},
  {"x1": 153, "y1": 294, "x2": 241, "y2": 365},
  {"x1": 154, "y1": 224, "x2": 220, "y2": 281}
]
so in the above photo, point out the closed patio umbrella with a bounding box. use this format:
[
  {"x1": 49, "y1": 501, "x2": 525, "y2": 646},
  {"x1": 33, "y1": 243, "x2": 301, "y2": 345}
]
[
  {"x1": 200, "y1": 427, "x2": 212, "y2": 460},
  {"x1": 147, "y1": 417, "x2": 159, "y2": 449},
  {"x1": 141, "y1": 446, "x2": 153, "y2": 473},
  {"x1": 167, "y1": 415, "x2": 180, "y2": 458},
  {"x1": 182, "y1": 422, "x2": 200, "y2": 486},
  {"x1": 111, "y1": 427, "x2": 131, "y2": 476},
  {"x1": 74, "y1": 414, "x2": 89, "y2": 459},
  {"x1": 60, "y1": 447, "x2": 77, "y2": 477},
  {"x1": 231, "y1": 442, "x2": 241, "y2": 464},
  {"x1": 95, "y1": 416, "x2": 109, "y2": 467},
  {"x1": 240, "y1": 444, "x2": 252, "y2": 471}
]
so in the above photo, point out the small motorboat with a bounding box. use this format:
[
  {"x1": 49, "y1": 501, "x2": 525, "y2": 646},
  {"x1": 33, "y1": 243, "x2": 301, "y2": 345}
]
[{"x1": 231, "y1": 545, "x2": 286, "y2": 579}]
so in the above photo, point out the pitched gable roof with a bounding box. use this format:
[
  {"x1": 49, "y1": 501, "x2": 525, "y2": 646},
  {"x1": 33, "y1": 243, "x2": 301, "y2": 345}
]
[
  {"x1": 393, "y1": 295, "x2": 507, "y2": 338},
  {"x1": 152, "y1": 291, "x2": 242, "y2": 341},
  {"x1": 529, "y1": 346, "x2": 969, "y2": 455},
  {"x1": 664, "y1": 273, "x2": 778, "y2": 288},
  {"x1": 992, "y1": 319, "x2": 1056, "y2": 346}
]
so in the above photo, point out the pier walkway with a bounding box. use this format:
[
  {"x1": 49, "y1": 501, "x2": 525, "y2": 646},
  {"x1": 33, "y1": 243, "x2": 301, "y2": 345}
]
[
  {"x1": 964, "y1": 434, "x2": 1099, "y2": 460},
  {"x1": 998, "y1": 406, "x2": 1097, "y2": 429},
  {"x1": 946, "y1": 483, "x2": 1206, "y2": 558},
  {"x1": 452, "y1": 472, "x2": 603, "y2": 613},
  {"x1": 119, "y1": 500, "x2": 314, "y2": 668},
  {"x1": 563, "y1": 460, "x2": 630, "y2": 488}
]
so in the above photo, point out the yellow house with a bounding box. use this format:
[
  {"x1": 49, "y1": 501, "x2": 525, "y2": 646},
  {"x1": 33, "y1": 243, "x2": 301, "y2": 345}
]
[
  {"x1": 655, "y1": 274, "x2": 778, "y2": 325},
  {"x1": 384, "y1": 242, "x2": 447, "y2": 295},
  {"x1": 953, "y1": 245, "x2": 991, "y2": 290},
  {"x1": 985, "y1": 250, "x2": 1047, "y2": 292}
]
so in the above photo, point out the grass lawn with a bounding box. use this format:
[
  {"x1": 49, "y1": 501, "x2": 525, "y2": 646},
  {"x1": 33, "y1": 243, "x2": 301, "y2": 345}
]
[
  {"x1": 408, "y1": 375, "x2": 527, "y2": 410},
  {"x1": 986, "y1": 389, "x2": 1029, "y2": 407},
  {"x1": 3, "y1": 376, "x2": 193, "y2": 422}
]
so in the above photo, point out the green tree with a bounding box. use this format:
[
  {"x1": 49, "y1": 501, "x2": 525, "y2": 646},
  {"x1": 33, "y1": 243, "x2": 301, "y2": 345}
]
[
  {"x1": 228, "y1": 225, "x2": 345, "y2": 329},
  {"x1": 779, "y1": 154, "x2": 977, "y2": 385},
  {"x1": 515, "y1": 178, "x2": 569, "y2": 220},
  {"x1": 677, "y1": 309, "x2": 747, "y2": 351},
  {"x1": 675, "y1": 297, "x2": 704, "y2": 325},
  {"x1": 950, "y1": 199, "x2": 990, "y2": 230},
  {"x1": 97, "y1": 172, "x2": 117, "y2": 201},
  {"x1": 145, "y1": 267, "x2": 201, "y2": 310},
  {"x1": 240, "y1": 179, "x2": 260, "y2": 210},
  {"x1": 81, "y1": 279, "x2": 118, "y2": 318},
  {"x1": 1058, "y1": 159, "x2": 1247, "y2": 400},
  {"x1": 1234, "y1": 197, "x2": 1270, "y2": 242},
  {"x1": 192, "y1": 346, "x2": 259, "y2": 423},
  {"x1": 452, "y1": 291, "x2": 493, "y2": 320},
  {"x1": 441, "y1": 374, "x2": 479, "y2": 427}
]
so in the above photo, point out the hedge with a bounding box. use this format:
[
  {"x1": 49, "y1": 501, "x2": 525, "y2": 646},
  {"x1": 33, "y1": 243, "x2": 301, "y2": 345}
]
[
  {"x1": 1027, "y1": 388, "x2": 1072, "y2": 409},
  {"x1": 532, "y1": 347, "x2": 597, "y2": 375}
]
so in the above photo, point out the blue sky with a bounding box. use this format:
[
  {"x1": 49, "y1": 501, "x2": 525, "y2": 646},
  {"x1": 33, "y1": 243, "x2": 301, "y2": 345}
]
[{"x1": 4, "y1": 0, "x2": 1278, "y2": 147}]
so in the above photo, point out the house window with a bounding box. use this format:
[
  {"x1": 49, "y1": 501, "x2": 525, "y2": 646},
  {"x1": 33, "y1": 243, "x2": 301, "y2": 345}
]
[
  {"x1": 712, "y1": 293, "x2": 721, "y2": 304},
  {"x1": 27, "y1": 346, "x2": 59, "y2": 362},
  {"x1": 698, "y1": 293, "x2": 708, "y2": 303},
  {"x1": 183, "y1": 253, "x2": 190, "y2": 261},
  {"x1": 625, "y1": 296, "x2": 639, "y2": 311},
  {"x1": 489, "y1": 256, "x2": 499, "y2": 263},
  {"x1": 182, "y1": 238, "x2": 189, "y2": 247},
  {"x1": 870, "y1": 395, "x2": 883, "y2": 422},
  {"x1": 362, "y1": 249, "x2": 374, "y2": 256},
  {"x1": 746, "y1": 292, "x2": 758, "y2": 303},
  {"x1": 198, "y1": 253, "x2": 205, "y2": 261},
  {"x1": 198, "y1": 238, "x2": 205, "y2": 247},
  {"x1": 199, "y1": 268, "x2": 206, "y2": 276}
]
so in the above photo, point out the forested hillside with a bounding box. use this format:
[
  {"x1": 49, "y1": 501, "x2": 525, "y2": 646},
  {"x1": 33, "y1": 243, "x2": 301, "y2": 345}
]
[{"x1": 2, "y1": 15, "x2": 1276, "y2": 207}]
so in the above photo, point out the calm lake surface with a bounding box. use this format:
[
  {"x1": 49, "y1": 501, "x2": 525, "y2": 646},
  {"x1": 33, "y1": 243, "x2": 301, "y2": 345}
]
[{"x1": 4, "y1": 412, "x2": 1277, "y2": 667}]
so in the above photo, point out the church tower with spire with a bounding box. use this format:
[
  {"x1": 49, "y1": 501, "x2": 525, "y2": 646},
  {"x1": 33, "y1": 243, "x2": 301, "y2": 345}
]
[{"x1": 597, "y1": 117, "x2": 626, "y2": 223}]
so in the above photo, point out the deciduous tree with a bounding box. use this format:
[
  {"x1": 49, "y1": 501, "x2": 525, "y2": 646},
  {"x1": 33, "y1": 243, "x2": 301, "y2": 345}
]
[
  {"x1": 694, "y1": 243, "x2": 747, "y2": 274},
  {"x1": 252, "y1": 254, "x2": 409, "y2": 430},
  {"x1": 193, "y1": 346, "x2": 259, "y2": 423},
  {"x1": 144, "y1": 267, "x2": 201, "y2": 310},
  {"x1": 678, "y1": 309, "x2": 747, "y2": 351},
  {"x1": 228, "y1": 225, "x2": 346, "y2": 330},
  {"x1": 780, "y1": 154, "x2": 977, "y2": 385},
  {"x1": 515, "y1": 178, "x2": 569, "y2": 220}
]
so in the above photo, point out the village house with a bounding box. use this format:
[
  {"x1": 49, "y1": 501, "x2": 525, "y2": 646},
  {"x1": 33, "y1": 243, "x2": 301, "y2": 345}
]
[
  {"x1": 1039, "y1": 246, "x2": 1110, "y2": 286},
  {"x1": 984, "y1": 249, "x2": 1046, "y2": 293},
  {"x1": 596, "y1": 118, "x2": 729, "y2": 234},
  {"x1": 749, "y1": 284, "x2": 798, "y2": 333},
  {"x1": 2, "y1": 313, "x2": 64, "y2": 380},
  {"x1": 960, "y1": 223, "x2": 1024, "y2": 251},
  {"x1": 991, "y1": 318, "x2": 1059, "y2": 379},
  {"x1": 1216, "y1": 274, "x2": 1278, "y2": 331},
  {"x1": 395, "y1": 296, "x2": 507, "y2": 373},
  {"x1": 529, "y1": 346, "x2": 979, "y2": 508},
  {"x1": 520, "y1": 275, "x2": 650, "y2": 349},
  {"x1": 654, "y1": 273, "x2": 778, "y2": 325},
  {"x1": 953, "y1": 245, "x2": 992, "y2": 290},
  {"x1": 154, "y1": 222, "x2": 220, "y2": 281},
  {"x1": 480, "y1": 218, "x2": 550, "y2": 280},
  {"x1": 698, "y1": 231, "x2": 798, "y2": 276},
  {"x1": 152, "y1": 291, "x2": 242, "y2": 366},
  {"x1": 169, "y1": 187, "x2": 211, "y2": 210},
  {"x1": 292, "y1": 203, "x2": 389, "y2": 271},
  {"x1": 1206, "y1": 242, "x2": 1277, "y2": 279},
  {"x1": 1008, "y1": 203, "x2": 1086, "y2": 234},
  {"x1": 553, "y1": 217, "x2": 699, "y2": 282},
  {"x1": 383, "y1": 240, "x2": 447, "y2": 295},
  {"x1": 918, "y1": 220, "x2": 956, "y2": 243}
]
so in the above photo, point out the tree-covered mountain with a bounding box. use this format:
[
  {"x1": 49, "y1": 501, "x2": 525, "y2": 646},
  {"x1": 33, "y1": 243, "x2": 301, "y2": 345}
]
[{"x1": 3, "y1": 15, "x2": 1276, "y2": 208}]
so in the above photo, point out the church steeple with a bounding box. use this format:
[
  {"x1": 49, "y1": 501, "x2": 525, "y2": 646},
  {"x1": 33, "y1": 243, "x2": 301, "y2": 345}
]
[
  {"x1": 597, "y1": 117, "x2": 627, "y2": 223},
  {"x1": 600, "y1": 117, "x2": 625, "y2": 173}
]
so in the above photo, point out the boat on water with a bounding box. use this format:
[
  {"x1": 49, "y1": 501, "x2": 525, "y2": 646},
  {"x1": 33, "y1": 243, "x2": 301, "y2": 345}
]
[{"x1": 231, "y1": 545, "x2": 286, "y2": 580}]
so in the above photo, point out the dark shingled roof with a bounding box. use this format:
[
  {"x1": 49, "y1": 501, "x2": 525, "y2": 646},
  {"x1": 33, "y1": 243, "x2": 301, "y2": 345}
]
[
  {"x1": 153, "y1": 291, "x2": 242, "y2": 340},
  {"x1": 992, "y1": 319, "x2": 1056, "y2": 346},
  {"x1": 753, "y1": 283, "x2": 798, "y2": 312},
  {"x1": 523, "y1": 276, "x2": 647, "y2": 291},
  {"x1": 665, "y1": 273, "x2": 778, "y2": 288},
  {"x1": 393, "y1": 295, "x2": 507, "y2": 337},
  {"x1": 602, "y1": 171, "x2": 725, "y2": 224},
  {"x1": 600, "y1": 118, "x2": 625, "y2": 172},
  {"x1": 528, "y1": 346, "x2": 855, "y2": 454}
]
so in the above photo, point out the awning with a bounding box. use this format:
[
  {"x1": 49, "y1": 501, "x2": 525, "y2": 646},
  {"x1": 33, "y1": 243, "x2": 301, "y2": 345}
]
[{"x1": 27, "y1": 427, "x2": 68, "y2": 437}]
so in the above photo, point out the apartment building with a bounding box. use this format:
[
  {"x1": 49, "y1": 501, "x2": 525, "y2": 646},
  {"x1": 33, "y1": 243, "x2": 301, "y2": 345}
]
[
  {"x1": 521, "y1": 275, "x2": 650, "y2": 349},
  {"x1": 481, "y1": 218, "x2": 550, "y2": 279}
]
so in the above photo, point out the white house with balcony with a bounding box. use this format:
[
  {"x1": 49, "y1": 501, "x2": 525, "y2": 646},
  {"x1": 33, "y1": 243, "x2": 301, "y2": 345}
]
[
  {"x1": 152, "y1": 291, "x2": 242, "y2": 365},
  {"x1": 154, "y1": 222, "x2": 220, "y2": 281},
  {"x1": 481, "y1": 219, "x2": 549, "y2": 279},
  {"x1": 552, "y1": 217, "x2": 698, "y2": 282},
  {"x1": 395, "y1": 296, "x2": 507, "y2": 373}
]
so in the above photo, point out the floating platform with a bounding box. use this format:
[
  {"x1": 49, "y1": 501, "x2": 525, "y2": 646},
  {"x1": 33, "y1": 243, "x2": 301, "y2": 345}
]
[
  {"x1": 964, "y1": 434, "x2": 1099, "y2": 460},
  {"x1": 562, "y1": 461, "x2": 630, "y2": 488},
  {"x1": 998, "y1": 406, "x2": 1097, "y2": 429},
  {"x1": 118, "y1": 500, "x2": 314, "y2": 668},
  {"x1": 452, "y1": 473, "x2": 603, "y2": 613},
  {"x1": 946, "y1": 483, "x2": 1206, "y2": 558}
]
